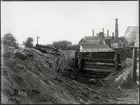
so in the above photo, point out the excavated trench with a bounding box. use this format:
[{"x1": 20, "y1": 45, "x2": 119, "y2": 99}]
[{"x1": 1, "y1": 45, "x2": 139, "y2": 104}]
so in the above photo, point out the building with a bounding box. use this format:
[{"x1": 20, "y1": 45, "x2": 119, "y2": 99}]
[
  {"x1": 79, "y1": 32, "x2": 113, "y2": 52},
  {"x1": 111, "y1": 36, "x2": 128, "y2": 48},
  {"x1": 79, "y1": 18, "x2": 132, "y2": 49},
  {"x1": 104, "y1": 35, "x2": 113, "y2": 47},
  {"x1": 79, "y1": 43, "x2": 114, "y2": 52},
  {"x1": 124, "y1": 26, "x2": 139, "y2": 47}
]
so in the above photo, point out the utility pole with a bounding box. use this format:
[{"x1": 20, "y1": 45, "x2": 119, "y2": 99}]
[
  {"x1": 37, "y1": 36, "x2": 40, "y2": 45},
  {"x1": 132, "y1": 47, "x2": 137, "y2": 82}
]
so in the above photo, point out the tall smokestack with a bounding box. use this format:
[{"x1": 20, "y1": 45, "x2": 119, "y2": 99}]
[
  {"x1": 112, "y1": 32, "x2": 114, "y2": 38},
  {"x1": 107, "y1": 30, "x2": 109, "y2": 36},
  {"x1": 92, "y1": 30, "x2": 94, "y2": 37},
  {"x1": 102, "y1": 28, "x2": 104, "y2": 36},
  {"x1": 115, "y1": 18, "x2": 118, "y2": 38}
]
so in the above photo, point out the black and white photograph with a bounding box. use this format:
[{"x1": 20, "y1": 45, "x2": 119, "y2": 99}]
[{"x1": 1, "y1": 1, "x2": 139, "y2": 104}]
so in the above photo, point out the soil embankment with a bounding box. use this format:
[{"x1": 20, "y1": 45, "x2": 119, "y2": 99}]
[{"x1": 1, "y1": 45, "x2": 139, "y2": 104}]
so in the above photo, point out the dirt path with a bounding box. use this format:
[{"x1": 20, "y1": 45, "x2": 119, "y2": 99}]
[
  {"x1": 116, "y1": 88, "x2": 139, "y2": 104},
  {"x1": 89, "y1": 83, "x2": 139, "y2": 104}
]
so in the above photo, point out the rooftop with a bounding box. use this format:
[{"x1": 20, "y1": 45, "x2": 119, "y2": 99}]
[{"x1": 80, "y1": 43, "x2": 114, "y2": 52}]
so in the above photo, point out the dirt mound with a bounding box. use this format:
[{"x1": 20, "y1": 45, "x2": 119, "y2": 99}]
[
  {"x1": 103, "y1": 58, "x2": 138, "y2": 89},
  {"x1": 2, "y1": 45, "x2": 111, "y2": 104}
]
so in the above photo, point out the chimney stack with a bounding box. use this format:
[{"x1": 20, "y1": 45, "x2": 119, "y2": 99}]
[
  {"x1": 102, "y1": 28, "x2": 104, "y2": 36},
  {"x1": 92, "y1": 30, "x2": 94, "y2": 37},
  {"x1": 112, "y1": 32, "x2": 114, "y2": 38},
  {"x1": 107, "y1": 30, "x2": 109, "y2": 36},
  {"x1": 115, "y1": 18, "x2": 118, "y2": 38},
  {"x1": 102, "y1": 28, "x2": 104, "y2": 33}
]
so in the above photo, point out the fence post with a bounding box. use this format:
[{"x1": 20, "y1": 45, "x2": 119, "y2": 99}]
[
  {"x1": 132, "y1": 48, "x2": 137, "y2": 82},
  {"x1": 37, "y1": 36, "x2": 40, "y2": 45},
  {"x1": 114, "y1": 52, "x2": 118, "y2": 71}
]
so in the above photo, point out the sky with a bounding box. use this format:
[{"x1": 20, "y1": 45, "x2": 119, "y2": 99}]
[{"x1": 1, "y1": 1, "x2": 139, "y2": 45}]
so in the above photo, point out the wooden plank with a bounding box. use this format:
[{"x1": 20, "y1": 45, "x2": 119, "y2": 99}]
[
  {"x1": 81, "y1": 70, "x2": 111, "y2": 78},
  {"x1": 82, "y1": 58, "x2": 115, "y2": 63},
  {"x1": 78, "y1": 58, "x2": 83, "y2": 72},
  {"x1": 83, "y1": 61, "x2": 114, "y2": 66},
  {"x1": 82, "y1": 68, "x2": 114, "y2": 72},
  {"x1": 83, "y1": 64, "x2": 115, "y2": 69},
  {"x1": 80, "y1": 73, "x2": 105, "y2": 78},
  {"x1": 114, "y1": 53, "x2": 118, "y2": 71}
]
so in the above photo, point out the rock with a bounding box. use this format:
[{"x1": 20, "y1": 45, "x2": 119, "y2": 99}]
[{"x1": 89, "y1": 78, "x2": 96, "y2": 84}]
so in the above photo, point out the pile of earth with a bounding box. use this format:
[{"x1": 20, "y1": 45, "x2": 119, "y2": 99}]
[
  {"x1": 1, "y1": 44, "x2": 139, "y2": 104},
  {"x1": 103, "y1": 58, "x2": 138, "y2": 88}
]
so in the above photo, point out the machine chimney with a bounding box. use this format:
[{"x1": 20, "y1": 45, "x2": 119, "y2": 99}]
[
  {"x1": 102, "y1": 28, "x2": 104, "y2": 36},
  {"x1": 112, "y1": 32, "x2": 114, "y2": 38},
  {"x1": 115, "y1": 18, "x2": 118, "y2": 38},
  {"x1": 92, "y1": 30, "x2": 94, "y2": 37},
  {"x1": 107, "y1": 30, "x2": 109, "y2": 36}
]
